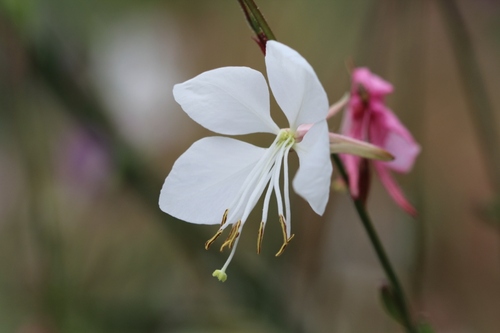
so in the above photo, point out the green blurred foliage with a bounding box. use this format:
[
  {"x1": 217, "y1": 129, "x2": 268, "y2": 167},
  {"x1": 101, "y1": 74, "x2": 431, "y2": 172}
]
[{"x1": 0, "y1": 0, "x2": 499, "y2": 332}]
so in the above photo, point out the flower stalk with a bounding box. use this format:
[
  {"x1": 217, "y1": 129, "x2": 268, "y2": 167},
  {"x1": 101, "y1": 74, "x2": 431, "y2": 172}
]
[
  {"x1": 238, "y1": 0, "x2": 276, "y2": 51},
  {"x1": 333, "y1": 155, "x2": 417, "y2": 333},
  {"x1": 237, "y1": 1, "x2": 418, "y2": 331}
]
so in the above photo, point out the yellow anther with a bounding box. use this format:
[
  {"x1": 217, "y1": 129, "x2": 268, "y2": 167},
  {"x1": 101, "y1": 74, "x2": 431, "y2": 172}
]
[
  {"x1": 278, "y1": 215, "x2": 287, "y2": 241},
  {"x1": 257, "y1": 221, "x2": 265, "y2": 254},
  {"x1": 275, "y1": 215, "x2": 295, "y2": 257},
  {"x1": 220, "y1": 220, "x2": 241, "y2": 252},
  {"x1": 205, "y1": 229, "x2": 223, "y2": 250},
  {"x1": 220, "y1": 209, "x2": 229, "y2": 227},
  {"x1": 204, "y1": 209, "x2": 229, "y2": 250},
  {"x1": 275, "y1": 234, "x2": 295, "y2": 257},
  {"x1": 212, "y1": 269, "x2": 227, "y2": 282}
]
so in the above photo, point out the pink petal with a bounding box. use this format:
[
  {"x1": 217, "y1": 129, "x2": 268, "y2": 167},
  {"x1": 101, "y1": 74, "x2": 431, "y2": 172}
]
[
  {"x1": 339, "y1": 105, "x2": 355, "y2": 135},
  {"x1": 295, "y1": 123, "x2": 313, "y2": 142},
  {"x1": 339, "y1": 97, "x2": 371, "y2": 198},
  {"x1": 341, "y1": 154, "x2": 361, "y2": 197},
  {"x1": 340, "y1": 103, "x2": 367, "y2": 141},
  {"x1": 326, "y1": 93, "x2": 349, "y2": 119},
  {"x1": 382, "y1": 131, "x2": 421, "y2": 173},
  {"x1": 370, "y1": 104, "x2": 421, "y2": 173},
  {"x1": 352, "y1": 68, "x2": 393, "y2": 97},
  {"x1": 374, "y1": 162, "x2": 417, "y2": 216},
  {"x1": 372, "y1": 103, "x2": 414, "y2": 142}
]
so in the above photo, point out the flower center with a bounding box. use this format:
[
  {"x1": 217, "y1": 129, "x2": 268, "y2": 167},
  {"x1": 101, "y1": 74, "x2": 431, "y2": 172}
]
[
  {"x1": 277, "y1": 128, "x2": 295, "y2": 146},
  {"x1": 205, "y1": 129, "x2": 296, "y2": 281}
]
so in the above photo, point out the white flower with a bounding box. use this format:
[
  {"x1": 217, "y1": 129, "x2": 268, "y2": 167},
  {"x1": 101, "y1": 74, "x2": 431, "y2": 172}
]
[{"x1": 159, "y1": 41, "x2": 390, "y2": 282}]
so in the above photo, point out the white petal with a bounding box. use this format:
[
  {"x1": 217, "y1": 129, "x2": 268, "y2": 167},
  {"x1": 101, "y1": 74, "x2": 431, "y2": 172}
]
[
  {"x1": 265, "y1": 41, "x2": 329, "y2": 130},
  {"x1": 173, "y1": 67, "x2": 280, "y2": 135},
  {"x1": 293, "y1": 121, "x2": 332, "y2": 215},
  {"x1": 159, "y1": 137, "x2": 266, "y2": 224}
]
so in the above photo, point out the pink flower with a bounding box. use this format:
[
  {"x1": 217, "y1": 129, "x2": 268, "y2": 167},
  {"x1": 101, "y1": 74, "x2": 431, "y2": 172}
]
[{"x1": 341, "y1": 68, "x2": 421, "y2": 215}]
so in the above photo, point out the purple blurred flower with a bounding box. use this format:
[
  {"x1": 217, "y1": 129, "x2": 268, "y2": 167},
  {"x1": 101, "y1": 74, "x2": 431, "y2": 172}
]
[{"x1": 58, "y1": 127, "x2": 111, "y2": 196}]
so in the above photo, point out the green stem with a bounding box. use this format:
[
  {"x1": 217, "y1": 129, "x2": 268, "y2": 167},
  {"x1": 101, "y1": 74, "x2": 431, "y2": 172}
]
[
  {"x1": 333, "y1": 155, "x2": 416, "y2": 333},
  {"x1": 236, "y1": 0, "x2": 418, "y2": 330},
  {"x1": 238, "y1": 0, "x2": 276, "y2": 41}
]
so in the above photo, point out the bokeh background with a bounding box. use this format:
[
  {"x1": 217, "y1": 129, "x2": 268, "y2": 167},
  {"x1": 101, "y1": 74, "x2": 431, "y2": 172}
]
[{"x1": 1, "y1": 0, "x2": 499, "y2": 332}]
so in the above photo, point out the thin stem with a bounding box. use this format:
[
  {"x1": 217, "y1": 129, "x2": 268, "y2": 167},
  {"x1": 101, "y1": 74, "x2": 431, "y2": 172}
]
[
  {"x1": 238, "y1": 0, "x2": 276, "y2": 41},
  {"x1": 236, "y1": 0, "x2": 418, "y2": 330},
  {"x1": 332, "y1": 155, "x2": 417, "y2": 333},
  {"x1": 238, "y1": 0, "x2": 262, "y2": 38}
]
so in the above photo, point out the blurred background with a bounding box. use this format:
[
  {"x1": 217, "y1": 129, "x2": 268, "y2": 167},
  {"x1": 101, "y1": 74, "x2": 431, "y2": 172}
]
[{"x1": 1, "y1": 0, "x2": 499, "y2": 332}]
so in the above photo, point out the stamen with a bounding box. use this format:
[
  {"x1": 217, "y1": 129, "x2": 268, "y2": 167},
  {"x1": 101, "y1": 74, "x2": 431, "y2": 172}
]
[
  {"x1": 226, "y1": 137, "x2": 281, "y2": 222},
  {"x1": 275, "y1": 214, "x2": 295, "y2": 257},
  {"x1": 204, "y1": 209, "x2": 229, "y2": 250},
  {"x1": 208, "y1": 131, "x2": 298, "y2": 278},
  {"x1": 257, "y1": 221, "x2": 265, "y2": 254},
  {"x1": 205, "y1": 229, "x2": 222, "y2": 250},
  {"x1": 278, "y1": 215, "x2": 287, "y2": 241},
  {"x1": 220, "y1": 209, "x2": 229, "y2": 227},
  {"x1": 237, "y1": 146, "x2": 280, "y2": 224},
  {"x1": 275, "y1": 237, "x2": 295, "y2": 257},
  {"x1": 283, "y1": 145, "x2": 292, "y2": 229},
  {"x1": 271, "y1": 147, "x2": 286, "y2": 218},
  {"x1": 220, "y1": 220, "x2": 241, "y2": 252}
]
